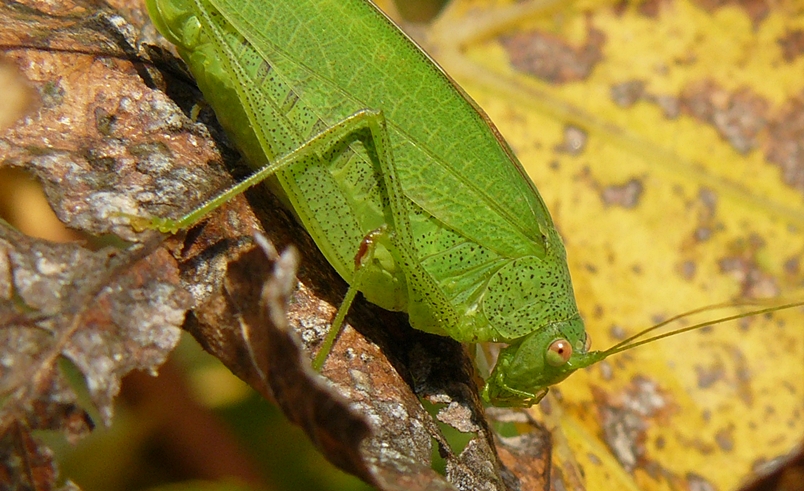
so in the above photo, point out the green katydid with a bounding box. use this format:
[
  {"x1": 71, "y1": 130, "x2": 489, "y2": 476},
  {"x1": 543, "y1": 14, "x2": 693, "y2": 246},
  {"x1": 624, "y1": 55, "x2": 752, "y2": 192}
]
[{"x1": 135, "y1": 0, "x2": 803, "y2": 407}]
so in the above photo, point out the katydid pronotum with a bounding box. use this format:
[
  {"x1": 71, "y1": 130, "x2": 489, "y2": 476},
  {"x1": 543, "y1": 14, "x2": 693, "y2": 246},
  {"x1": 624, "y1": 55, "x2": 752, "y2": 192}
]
[{"x1": 134, "y1": 0, "x2": 804, "y2": 407}]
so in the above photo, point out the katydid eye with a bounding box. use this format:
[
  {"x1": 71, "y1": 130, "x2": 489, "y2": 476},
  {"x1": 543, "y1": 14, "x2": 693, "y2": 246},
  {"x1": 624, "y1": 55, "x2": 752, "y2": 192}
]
[
  {"x1": 584, "y1": 334, "x2": 592, "y2": 352},
  {"x1": 546, "y1": 339, "x2": 572, "y2": 367}
]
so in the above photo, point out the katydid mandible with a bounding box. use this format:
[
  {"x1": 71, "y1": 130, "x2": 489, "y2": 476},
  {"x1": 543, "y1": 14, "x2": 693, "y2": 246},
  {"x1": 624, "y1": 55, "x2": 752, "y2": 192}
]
[{"x1": 138, "y1": 0, "x2": 802, "y2": 407}]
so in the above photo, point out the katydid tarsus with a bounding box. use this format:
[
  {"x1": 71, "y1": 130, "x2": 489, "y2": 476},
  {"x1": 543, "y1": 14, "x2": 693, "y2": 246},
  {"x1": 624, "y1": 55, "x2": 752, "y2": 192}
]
[{"x1": 135, "y1": 0, "x2": 804, "y2": 407}]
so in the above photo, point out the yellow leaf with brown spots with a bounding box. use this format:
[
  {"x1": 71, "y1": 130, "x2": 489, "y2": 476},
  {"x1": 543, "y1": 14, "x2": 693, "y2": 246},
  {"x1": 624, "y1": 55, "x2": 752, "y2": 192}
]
[{"x1": 423, "y1": 0, "x2": 804, "y2": 489}]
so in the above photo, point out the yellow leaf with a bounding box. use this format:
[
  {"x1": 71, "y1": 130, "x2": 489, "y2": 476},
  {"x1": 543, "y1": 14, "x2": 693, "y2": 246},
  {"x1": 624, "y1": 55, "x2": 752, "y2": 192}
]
[{"x1": 426, "y1": 0, "x2": 804, "y2": 489}]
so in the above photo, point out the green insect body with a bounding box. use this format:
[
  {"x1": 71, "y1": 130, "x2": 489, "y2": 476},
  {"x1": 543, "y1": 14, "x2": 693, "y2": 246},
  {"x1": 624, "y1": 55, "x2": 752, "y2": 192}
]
[{"x1": 144, "y1": 0, "x2": 605, "y2": 407}]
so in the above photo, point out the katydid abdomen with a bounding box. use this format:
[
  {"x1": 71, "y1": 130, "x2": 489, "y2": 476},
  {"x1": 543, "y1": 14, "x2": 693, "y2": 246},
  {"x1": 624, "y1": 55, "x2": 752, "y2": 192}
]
[{"x1": 145, "y1": 0, "x2": 586, "y2": 406}]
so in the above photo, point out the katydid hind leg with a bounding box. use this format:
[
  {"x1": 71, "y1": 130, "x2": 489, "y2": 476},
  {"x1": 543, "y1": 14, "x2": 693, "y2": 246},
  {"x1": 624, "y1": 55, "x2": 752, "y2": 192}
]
[
  {"x1": 130, "y1": 110, "x2": 388, "y2": 232},
  {"x1": 297, "y1": 110, "x2": 453, "y2": 368},
  {"x1": 278, "y1": 109, "x2": 457, "y2": 359},
  {"x1": 354, "y1": 113, "x2": 460, "y2": 336},
  {"x1": 145, "y1": 109, "x2": 447, "y2": 366}
]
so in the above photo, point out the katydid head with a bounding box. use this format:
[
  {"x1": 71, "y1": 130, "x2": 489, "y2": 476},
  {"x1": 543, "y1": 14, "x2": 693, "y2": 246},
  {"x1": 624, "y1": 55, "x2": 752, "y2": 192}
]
[
  {"x1": 480, "y1": 300, "x2": 804, "y2": 408},
  {"x1": 481, "y1": 315, "x2": 603, "y2": 407}
]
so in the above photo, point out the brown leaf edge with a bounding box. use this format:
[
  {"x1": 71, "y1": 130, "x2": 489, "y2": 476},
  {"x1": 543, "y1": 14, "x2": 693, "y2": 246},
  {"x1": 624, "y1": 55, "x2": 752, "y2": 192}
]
[{"x1": 0, "y1": 222, "x2": 189, "y2": 489}]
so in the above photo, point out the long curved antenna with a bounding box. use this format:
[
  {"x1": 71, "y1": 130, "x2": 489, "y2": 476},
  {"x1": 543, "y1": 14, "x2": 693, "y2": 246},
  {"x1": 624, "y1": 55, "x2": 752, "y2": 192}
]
[{"x1": 600, "y1": 299, "x2": 804, "y2": 359}]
